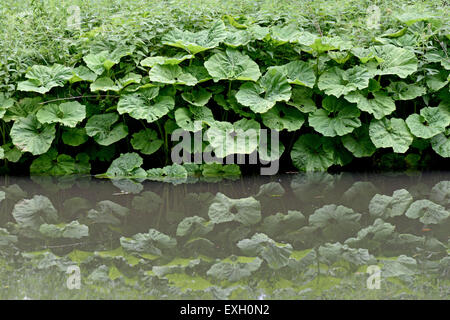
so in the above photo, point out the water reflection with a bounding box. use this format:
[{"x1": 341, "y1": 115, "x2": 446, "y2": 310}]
[{"x1": 0, "y1": 172, "x2": 449, "y2": 299}]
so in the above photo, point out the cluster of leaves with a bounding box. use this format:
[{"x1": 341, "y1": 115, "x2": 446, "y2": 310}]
[
  {"x1": 0, "y1": 8, "x2": 449, "y2": 175},
  {"x1": 0, "y1": 175, "x2": 448, "y2": 299}
]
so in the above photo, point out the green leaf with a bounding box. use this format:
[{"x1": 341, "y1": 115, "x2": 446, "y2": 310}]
[
  {"x1": 341, "y1": 124, "x2": 376, "y2": 157},
  {"x1": 140, "y1": 53, "x2": 193, "y2": 67},
  {"x1": 224, "y1": 29, "x2": 252, "y2": 47},
  {"x1": 0, "y1": 93, "x2": 15, "y2": 119},
  {"x1": 2, "y1": 97, "x2": 41, "y2": 122},
  {"x1": 430, "y1": 181, "x2": 450, "y2": 207},
  {"x1": 85, "y1": 113, "x2": 128, "y2": 146},
  {"x1": 36, "y1": 101, "x2": 86, "y2": 127},
  {"x1": 69, "y1": 66, "x2": 97, "y2": 83},
  {"x1": 118, "y1": 90, "x2": 174, "y2": 123},
  {"x1": 1, "y1": 143, "x2": 22, "y2": 162},
  {"x1": 431, "y1": 129, "x2": 450, "y2": 157},
  {"x1": 271, "y1": 61, "x2": 316, "y2": 88},
  {"x1": 261, "y1": 103, "x2": 305, "y2": 132},
  {"x1": 17, "y1": 64, "x2": 72, "y2": 94},
  {"x1": 105, "y1": 152, "x2": 146, "y2": 178},
  {"x1": 318, "y1": 66, "x2": 371, "y2": 97},
  {"x1": 40, "y1": 221, "x2": 89, "y2": 239},
  {"x1": 176, "y1": 216, "x2": 214, "y2": 237},
  {"x1": 90, "y1": 77, "x2": 120, "y2": 92},
  {"x1": 426, "y1": 70, "x2": 449, "y2": 92},
  {"x1": 206, "y1": 256, "x2": 262, "y2": 282},
  {"x1": 208, "y1": 192, "x2": 261, "y2": 226},
  {"x1": 12, "y1": 195, "x2": 58, "y2": 230},
  {"x1": 236, "y1": 68, "x2": 291, "y2": 113},
  {"x1": 181, "y1": 87, "x2": 212, "y2": 106},
  {"x1": 387, "y1": 81, "x2": 426, "y2": 100},
  {"x1": 287, "y1": 87, "x2": 316, "y2": 113},
  {"x1": 87, "y1": 200, "x2": 129, "y2": 225},
  {"x1": 369, "y1": 117, "x2": 413, "y2": 153},
  {"x1": 120, "y1": 228, "x2": 176, "y2": 255},
  {"x1": 10, "y1": 115, "x2": 56, "y2": 155},
  {"x1": 204, "y1": 48, "x2": 261, "y2": 82},
  {"x1": 149, "y1": 64, "x2": 197, "y2": 86},
  {"x1": 345, "y1": 91, "x2": 396, "y2": 120},
  {"x1": 62, "y1": 127, "x2": 88, "y2": 146},
  {"x1": 162, "y1": 20, "x2": 227, "y2": 54},
  {"x1": 174, "y1": 105, "x2": 214, "y2": 132},
  {"x1": 83, "y1": 47, "x2": 134, "y2": 75},
  {"x1": 237, "y1": 233, "x2": 293, "y2": 269},
  {"x1": 201, "y1": 163, "x2": 241, "y2": 179},
  {"x1": 146, "y1": 164, "x2": 188, "y2": 184},
  {"x1": 405, "y1": 200, "x2": 449, "y2": 224},
  {"x1": 308, "y1": 96, "x2": 361, "y2": 137},
  {"x1": 131, "y1": 129, "x2": 163, "y2": 155},
  {"x1": 205, "y1": 119, "x2": 260, "y2": 157},
  {"x1": 406, "y1": 106, "x2": 450, "y2": 139},
  {"x1": 290, "y1": 134, "x2": 334, "y2": 171},
  {"x1": 270, "y1": 24, "x2": 301, "y2": 44},
  {"x1": 371, "y1": 45, "x2": 418, "y2": 78},
  {"x1": 369, "y1": 189, "x2": 413, "y2": 219}
]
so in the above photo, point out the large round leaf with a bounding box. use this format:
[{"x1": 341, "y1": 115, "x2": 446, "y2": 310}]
[
  {"x1": 175, "y1": 105, "x2": 214, "y2": 132},
  {"x1": 85, "y1": 113, "x2": 128, "y2": 146},
  {"x1": 117, "y1": 87, "x2": 174, "y2": 123},
  {"x1": 406, "y1": 105, "x2": 450, "y2": 139},
  {"x1": 162, "y1": 20, "x2": 227, "y2": 54},
  {"x1": 344, "y1": 91, "x2": 396, "y2": 120},
  {"x1": 341, "y1": 124, "x2": 376, "y2": 157},
  {"x1": 149, "y1": 65, "x2": 197, "y2": 86},
  {"x1": 369, "y1": 117, "x2": 413, "y2": 153},
  {"x1": 17, "y1": 64, "x2": 73, "y2": 94},
  {"x1": 12, "y1": 195, "x2": 58, "y2": 230},
  {"x1": 431, "y1": 129, "x2": 450, "y2": 157},
  {"x1": 270, "y1": 61, "x2": 316, "y2": 88},
  {"x1": 131, "y1": 129, "x2": 163, "y2": 155},
  {"x1": 308, "y1": 96, "x2": 361, "y2": 137},
  {"x1": 181, "y1": 87, "x2": 212, "y2": 106},
  {"x1": 208, "y1": 192, "x2": 261, "y2": 226},
  {"x1": 318, "y1": 66, "x2": 371, "y2": 98},
  {"x1": 236, "y1": 68, "x2": 291, "y2": 113},
  {"x1": 405, "y1": 200, "x2": 449, "y2": 224},
  {"x1": 372, "y1": 44, "x2": 418, "y2": 78},
  {"x1": 261, "y1": 103, "x2": 305, "y2": 132},
  {"x1": 204, "y1": 48, "x2": 261, "y2": 82},
  {"x1": 291, "y1": 134, "x2": 334, "y2": 171},
  {"x1": 10, "y1": 115, "x2": 56, "y2": 155},
  {"x1": 36, "y1": 101, "x2": 86, "y2": 128}
]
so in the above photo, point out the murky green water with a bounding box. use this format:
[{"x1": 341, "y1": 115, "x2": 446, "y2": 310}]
[{"x1": 0, "y1": 172, "x2": 449, "y2": 299}]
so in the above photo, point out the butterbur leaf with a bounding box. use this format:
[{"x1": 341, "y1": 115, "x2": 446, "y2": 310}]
[
  {"x1": 12, "y1": 195, "x2": 58, "y2": 230},
  {"x1": 201, "y1": 163, "x2": 241, "y2": 179},
  {"x1": 431, "y1": 129, "x2": 450, "y2": 157},
  {"x1": 344, "y1": 91, "x2": 396, "y2": 119},
  {"x1": 406, "y1": 105, "x2": 450, "y2": 139},
  {"x1": 131, "y1": 129, "x2": 163, "y2": 155},
  {"x1": 69, "y1": 66, "x2": 97, "y2": 83},
  {"x1": 0, "y1": 93, "x2": 15, "y2": 118},
  {"x1": 318, "y1": 243, "x2": 374, "y2": 266},
  {"x1": 140, "y1": 53, "x2": 193, "y2": 67},
  {"x1": 17, "y1": 64, "x2": 72, "y2": 94},
  {"x1": 121, "y1": 228, "x2": 176, "y2": 255},
  {"x1": 105, "y1": 153, "x2": 146, "y2": 178},
  {"x1": 175, "y1": 106, "x2": 214, "y2": 132},
  {"x1": 10, "y1": 115, "x2": 56, "y2": 155},
  {"x1": 369, "y1": 117, "x2": 413, "y2": 153},
  {"x1": 287, "y1": 87, "x2": 316, "y2": 113},
  {"x1": 341, "y1": 124, "x2": 376, "y2": 157},
  {"x1": 309, "y1": 96, "x2": 361, "y2": 137},
  {"x1": 30, "y1": 149, "x2": 88, "y2": 175},
  {"x1": 261, "y1": 103, "x2": 305, "y2": 132},
  {"x1": 36, "y1": 101, "x2": 86, "y2": 127},
  {"x1": 345, "y1": 219, "x2": 396, "y2": 250},
  {"x1": 88, "y1": 200, "x2": 129, "y2": 225},
  {"x1": 83, "y1": 47, "x2": 134, "y2": 75},
  {"x1": 224, "y1": 29, "x2": 252, "y2": 47},
  {"x1": 146, "y1": 164, "x2": 188, "y2": 184},
  {"x1": 62, "y1": 127, "x2": 88, "y2": 146},
  {"x1": 206, "y1": 256, "x2": 262, "y2": 282},
  {"x1": 270, "y1": 24, "x2": 301, "y2": 44},
  {"x1": 90, "y1": 77, "x2": 120, "y2": 92},
  {"x1": 291, "y1": 134, "x2": 334, "y2": 171},
  {"x1": 237, "y1": 233, "x2": 293, "y2": 269},
  {"x1": 176, "y1": 216, "x2": 213, "y2": 237},
  {"x1": 1, "y1": 143, "x2": 22, "y2": 162},
  {"x1": 236, "y1": 68, "x2": 291, "y2": 113},
  {"x1": 318, "y1": 66, "x2": 371, "y2": 98},
  {"x1": 405, "y1": 200, "x2": 449, "y2": 224},
  {"x1": 181, "y1": 87, "x2": 212, "y2": 106},
  {"x1": 208, "y1": 192, "x2": 261, "y2": 226},
  {"x1": 205, "y1": 119, "x2": 260, "y2": 157},
  {"x1": 371, "y1": 44, "x2": 418, "y2": 78},
  {"x1": 270, "y1": 61, "x2": 316, "y2": 88},
  {"x1": 2, "y1": 97, "x2": 41, "y2": 122},
  {"x1": 40, "y1": 221, "x2": 88, "y2": 239},
  {"x1": 204, "y1": 48, "x2": 261, "y2": 82},
  {"x1": 162, "y1": 20, "x2": 227, "y2": 54},
  {"x1": 85, "y1": 113, "x2": 128, "y2": 146},
  {"x1": 369, "y1": 189, "x2": 413, "y2": 219},
  {"x1": 430, "y1": 181, "x2": 450, "y2": 207},
  {"x1": 387, "y1": 81, "x2": 426, "y2": 100},
  {"x1": 149, "y1": 65, "x2": 197, "y2": 86}
]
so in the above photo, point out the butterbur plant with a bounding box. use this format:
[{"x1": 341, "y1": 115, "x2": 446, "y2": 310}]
[{"x1": 0, "y1": 9, "x2": 449, "y2": 178}]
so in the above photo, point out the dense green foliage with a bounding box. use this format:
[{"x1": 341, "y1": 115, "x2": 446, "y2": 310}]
[
  {"x1": 0, "y1": 0, "x2": 449, "y2": 176},
  {"x1": 0, "y1": 175, "x2": 448, "y2": 299}
]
